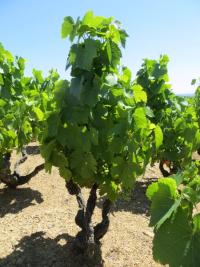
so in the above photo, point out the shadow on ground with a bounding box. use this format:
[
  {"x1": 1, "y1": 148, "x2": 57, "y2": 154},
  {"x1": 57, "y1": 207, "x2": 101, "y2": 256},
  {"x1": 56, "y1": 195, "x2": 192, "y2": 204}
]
[
  {"x1": 0, "y1": 231, "x2": 104, "y2": 267},
  {"x1": 0, "y1": 187, "x2": 43, "y2": 218}
]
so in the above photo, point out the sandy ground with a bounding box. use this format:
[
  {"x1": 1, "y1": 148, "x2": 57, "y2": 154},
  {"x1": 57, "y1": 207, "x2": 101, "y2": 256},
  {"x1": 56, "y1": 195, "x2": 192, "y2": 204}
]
[{"x1": 0, "y1": 144, "x2": 168, "y2": 267}]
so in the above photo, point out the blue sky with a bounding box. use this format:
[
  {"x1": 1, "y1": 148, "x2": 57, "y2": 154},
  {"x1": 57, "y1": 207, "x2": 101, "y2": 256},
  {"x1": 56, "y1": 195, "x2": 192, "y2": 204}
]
[{"x1": 0, "y1": 0, "x2": 199, "y2": 94}]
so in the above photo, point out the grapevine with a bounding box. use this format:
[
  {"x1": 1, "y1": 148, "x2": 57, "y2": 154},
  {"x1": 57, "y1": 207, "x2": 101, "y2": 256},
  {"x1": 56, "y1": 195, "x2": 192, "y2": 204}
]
[{"x1": 41, "y1": 10, "x2": 158, "y2": 254}]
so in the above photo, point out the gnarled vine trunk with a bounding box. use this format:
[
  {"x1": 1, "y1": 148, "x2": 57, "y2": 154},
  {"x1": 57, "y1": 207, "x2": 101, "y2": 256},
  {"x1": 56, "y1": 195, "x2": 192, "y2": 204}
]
[
  {"x1": 0, "y1": 149, "x2": 44, "y2": 188},
  {"x1": 66, "y1": 180, "x2": 112, "y2": 256}
]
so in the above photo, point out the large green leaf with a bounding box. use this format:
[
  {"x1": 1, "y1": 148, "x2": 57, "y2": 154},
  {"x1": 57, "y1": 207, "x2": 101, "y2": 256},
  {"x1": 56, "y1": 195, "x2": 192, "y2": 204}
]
[
  {"x1": 153, "y1": 206, "x2": 200, "y2": 267},
  {"x1": 82, "y1": 10, "x2": 108, "y2": 29},
  {"x1": 146, "y1": 178, "x2": 179, "y2": 227},
  {"x1": 69, "y1": 39, "x2": 99, "y2": 71}
]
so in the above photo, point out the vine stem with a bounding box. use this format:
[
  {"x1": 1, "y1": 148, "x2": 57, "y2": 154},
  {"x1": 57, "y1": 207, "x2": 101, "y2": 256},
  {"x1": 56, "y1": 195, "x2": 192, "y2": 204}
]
[
  {"x1": 14, "y1": 147, "x2": 28, "y2": 172},
  {"x1": 65, "y1": 179, "x2": 112, "y2": 255},
  {"x1": 85, "y1": 183, "x2": 98, "y2": 256},
  {"x1": 94, "y1": 199, "x2": 112, "y2": 242},
  {"x1": 0, "y1": 152, "x2": 44, "y2": 188},
  {"x1": 66, "y1": 181, "x2": 98, "y2": 253}
]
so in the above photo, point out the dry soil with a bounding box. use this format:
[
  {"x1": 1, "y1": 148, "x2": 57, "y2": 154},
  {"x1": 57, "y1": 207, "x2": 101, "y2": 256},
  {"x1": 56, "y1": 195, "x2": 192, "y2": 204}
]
[{"x1": 0, "y1": 143, "x2": 172, "y2": 267}]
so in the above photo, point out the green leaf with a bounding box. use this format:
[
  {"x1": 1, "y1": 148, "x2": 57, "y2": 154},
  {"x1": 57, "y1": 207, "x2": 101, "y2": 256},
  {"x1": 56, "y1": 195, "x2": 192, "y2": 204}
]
[
  {"x1": 133, "y1": 107, "x2": 147, "y2": 129},
  {"x1": 54, "y1": 79, "x2": 69, "y2": 106},
  {"x1": 56, "y1": 127, "x2": 68, "y2": 147},
  {"x1": 154, "y1": 125, "x2": 163, "y2": 149},
  {"x1": 69, "y1": 77, "x2": 83, "y2": 99},
  {"x1": 40, "y1": 140, "x2": 56, "y2": 162},
  {"x1": 82, "y1": 10, "x2": 105, "y2": 29},
  {"x1": 80, "y1": 153, "x2": 97, "y2": 179},
  {"x1": 111, "y1": 88, "x2": 123, "y2": 97},
  {"x1": 32, "y1": 69, "x2": 43, "y2": 83},
  {"x1": 69, "y1": 151, "x2": 97, "y2": 184},
  {"x1": 59, "y1": 167, "x2": 72, "y2": 180},
  {"x1": 109, "y1": 41, "x2": 122, "y2": 67},
  {"x1": 156, "y1": 199, "x2": 181, "y2": 229},
  {"x1": 182, "y1": 187, "x2": 200, "y2": 205},
  {"x1": 0, "y1": 99, "x2": 6, "y2": 107},
  {"x1": 108, "y1": 25, "x2": 121, "y2": 44},
  {"x1": 33, "y1": 107, "x2": 44, "y2": 121},
  {"x1": 81, "y1": 76, "x2": 100, "y2": 107},
  {"x1": 90, "y1": 128, "x2": 99, "y2": 145},
  {"x1": 133, "y1": 85, "x2": 147, "y2": 103},
  {"x1": 170, "y1": 172, "x2": 184, "y2": 186},
  {"x1": 69, "y1": 150, "x2": 83, "y2": 170},
  {"x1": 153, "y1": 205, "x2": 200, "y2": 267},
  {"x1": 51, "y1": 150, "x2": 68, "y2": 168},
  {"x1": 69, "y1": 39, "x2": 99, "y2": 71},
  {"x1": 46, "y1": 113, "x2": 59, "y2": 137},
  {"x1": 193, "y1": 214, "x2": 200, "y2": 233},
  {"x1": 100, "y1": 180, "x2": 118, "y2": 202},
  {"x1": 22, "y1": 121, "x2": 32, "y2": 135},
  {"x1": 145, "y1": 106, "x2": 154, "y2": 118},
  {"x1": 121, "y1": 67, "x2": 131, "y2": 84},
  {"x1": 61, "y1": 16, "x2": 74, "y2": 38},
  {"x1": 146, "y1": 178, "x2": 179, "y2": 227},
  {"x1": 105, "y1": 73, "x2": 117, "y2": 86},
  {"x1": 18, "y1": 57, "x2": 25, "y2": 70},
  {"x1": 0, "y1": 74, "x2": 4, "y2": 85},
  {"x1": 111, "y1": 156, "x2": 135, "y2": 188},
  {"x1": 106, "y1": 40, "x2": 112, "y2": 63},
  {"x1": 146, "y1": 182, "x2": 158, "y2": 200}
]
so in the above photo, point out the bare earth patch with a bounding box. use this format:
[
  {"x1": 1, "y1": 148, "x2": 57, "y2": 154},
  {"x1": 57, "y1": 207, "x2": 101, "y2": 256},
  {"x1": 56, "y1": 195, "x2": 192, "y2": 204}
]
[{"x1": 0, "y1": 145, "x2": 165, "y2": 267}]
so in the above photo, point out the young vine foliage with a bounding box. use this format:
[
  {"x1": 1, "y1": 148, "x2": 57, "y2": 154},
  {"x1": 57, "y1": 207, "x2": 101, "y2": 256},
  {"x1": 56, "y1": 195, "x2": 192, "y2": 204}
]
[
  {"x1": 1, "y1": 10, "x2": 200, "y2": 266},
  {"x1": 41, "y1": 11, "x2": 160, "y2": 201}
]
